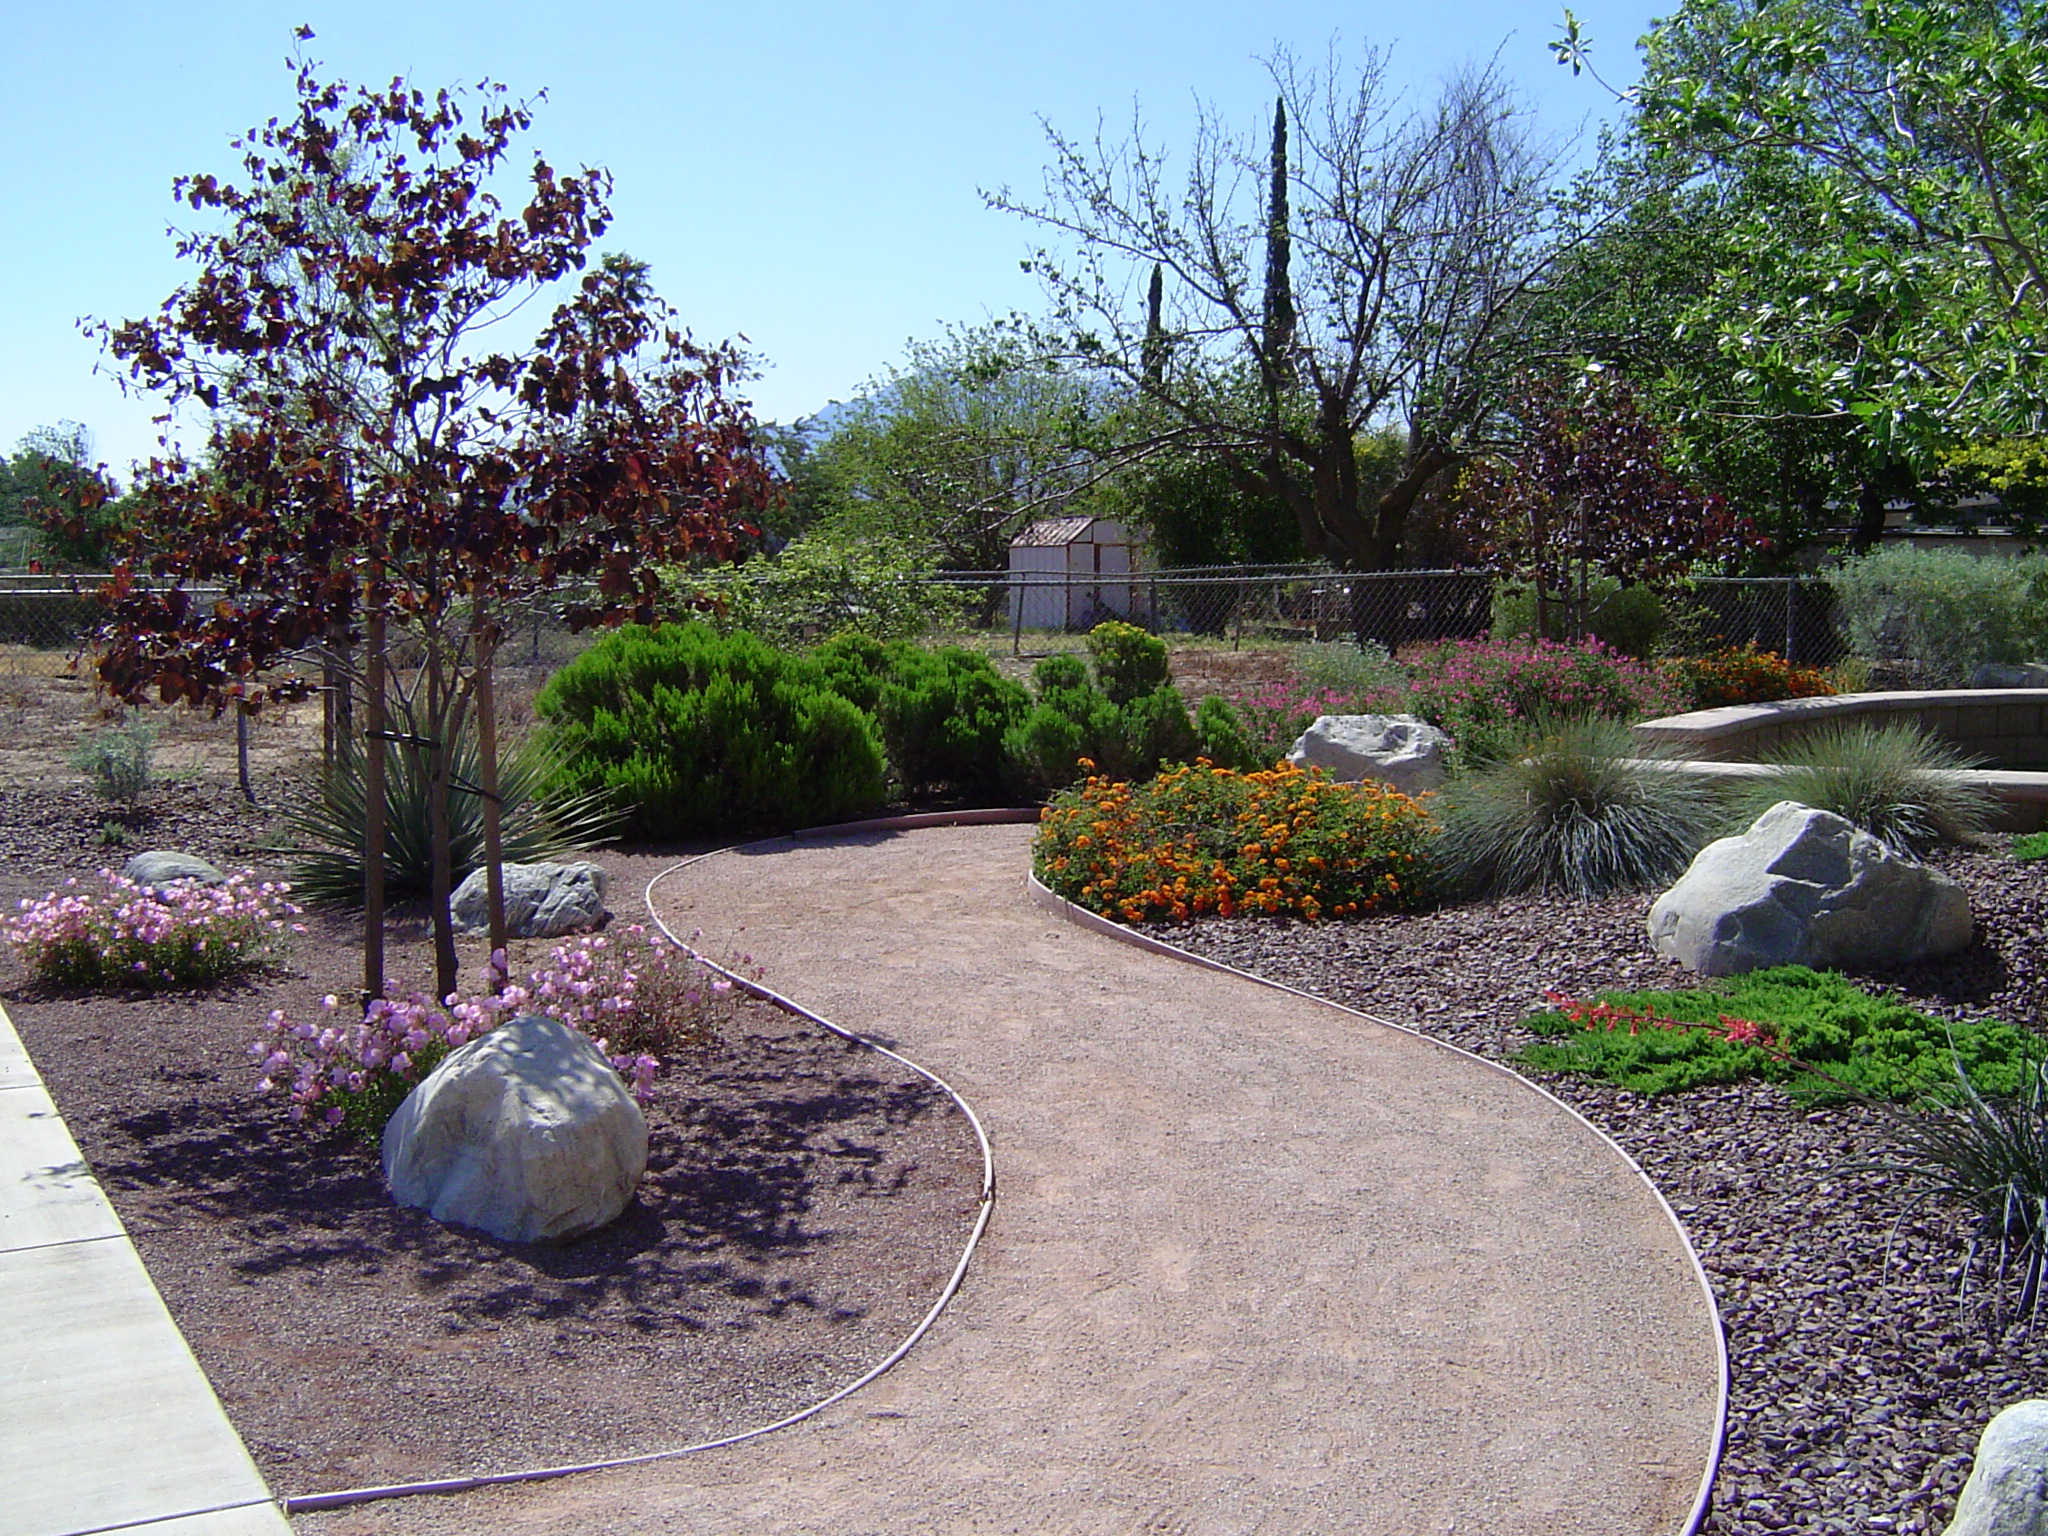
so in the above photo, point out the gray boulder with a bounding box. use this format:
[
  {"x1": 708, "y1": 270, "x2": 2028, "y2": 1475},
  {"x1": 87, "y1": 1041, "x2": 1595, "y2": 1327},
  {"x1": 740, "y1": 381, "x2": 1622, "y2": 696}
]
[
  {"x1": 1972, "y1": 662, "x2": 2048, "y2": 689},
  {"x1": 382, "y1": 1013, "x2": 646, "y2": 1244},
  {"x1": 450, "y1": 860, "x2": 607, "y2": 939},
  {"x1": 1647, "y1": 801, "x2": 1972, "y2": 977},
  {"x1": 1286, "y1": 714, "x2": 1450, "y2": 796},
  {"x1": 1945, "y1": 1400, "x2": 2048, "y2": 1536},
  {"x1": 123, "y1": 850, "x2": 227, "y2": 895}
]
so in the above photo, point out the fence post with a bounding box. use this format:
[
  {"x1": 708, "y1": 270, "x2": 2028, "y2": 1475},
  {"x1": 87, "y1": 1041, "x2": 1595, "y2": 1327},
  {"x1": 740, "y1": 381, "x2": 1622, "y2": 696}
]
[{"x1": 1785, "y1": 575, "x2": 1798, "y2": 664}]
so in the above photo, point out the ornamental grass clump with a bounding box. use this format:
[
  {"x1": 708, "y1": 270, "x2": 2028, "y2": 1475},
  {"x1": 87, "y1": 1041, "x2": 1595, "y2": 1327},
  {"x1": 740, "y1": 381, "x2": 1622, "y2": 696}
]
[
  {"x1": 1520, "y1": 966, "x2": 2042, "y2": 1102},
  {"x1": 6, "y1": 869, "x2": 302, "y2": 990},
  {"x1": 1034, "y1": 760, "x2": 1437, "y2": 923},
  {"x1": 1735, "y1": 720, "x2": 1996, "y2": 857},
  {"x1": 1433, "y1": 716, "x2": 1725, "y2": 898},
  {"x1": 253, "y1": 926, "x2": 743, "y2": 1140}
]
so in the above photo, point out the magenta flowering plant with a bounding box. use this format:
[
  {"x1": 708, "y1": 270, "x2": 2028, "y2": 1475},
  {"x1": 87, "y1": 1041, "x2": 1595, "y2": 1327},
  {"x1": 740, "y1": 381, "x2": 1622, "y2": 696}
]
[
  {"x1": 5, "y1": 869, "x2": 304, "y2": 990},
  {"x1": 1400, "y1": 636, "x2": 1685, "y2": 765},
  {"x1": 252, "y1": 924, "x2": 752, "y2": 1141}
]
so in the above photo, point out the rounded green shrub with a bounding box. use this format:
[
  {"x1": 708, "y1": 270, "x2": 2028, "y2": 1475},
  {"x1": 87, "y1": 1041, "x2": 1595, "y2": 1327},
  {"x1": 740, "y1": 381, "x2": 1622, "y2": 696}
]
[
  {"x1": 1087, "y1": 620, "x2": 1171, "y2": 706},
  {"x1": 535, "y1": 623, "x2": 886, "y2": 838},
  {"x1": 874, "y1": 646, "x2": 1030, "y2": 796},
  {"x1": 1194, "y1": 694, "x2": 1264, "y2": 772}
]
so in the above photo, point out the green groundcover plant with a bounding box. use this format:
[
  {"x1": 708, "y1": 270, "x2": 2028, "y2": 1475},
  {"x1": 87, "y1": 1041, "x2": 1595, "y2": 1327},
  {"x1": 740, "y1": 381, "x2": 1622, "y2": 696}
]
[
  {"x1": 2013, "y1": 831, "x2": 2048, "y2": 862},
  {"x1": 1520, "y1": 966, "x2": 2042, "y2": 1103},
  {"x1": 6, "y1": 869, "x2": 302, "y2": 990}
]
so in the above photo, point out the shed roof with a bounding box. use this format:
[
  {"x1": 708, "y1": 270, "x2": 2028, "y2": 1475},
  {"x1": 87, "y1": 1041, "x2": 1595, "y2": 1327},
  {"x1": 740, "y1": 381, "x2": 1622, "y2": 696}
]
[{"x1": 1010, "y1": 515, "x2": 1097, "y2": 548}]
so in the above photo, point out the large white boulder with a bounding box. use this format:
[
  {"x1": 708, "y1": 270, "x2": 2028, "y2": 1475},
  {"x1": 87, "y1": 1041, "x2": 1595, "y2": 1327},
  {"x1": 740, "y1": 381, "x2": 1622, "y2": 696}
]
[
  {"x1": 1945, "y1": 1400, "x2": 2048, "y2": 1536},
  {"x1": 450, "y1": 859, "x2": 607, "y2": 939},
  {"x1": 1286, "y1": 714, "x2": 1450, "y2": 796},
  {"x1": 1647, "y1": 801, "x2": 1972, "y2": 977},
  {"x1": 382, "y1": 1013, "x2": 647, "y2": 1244}
]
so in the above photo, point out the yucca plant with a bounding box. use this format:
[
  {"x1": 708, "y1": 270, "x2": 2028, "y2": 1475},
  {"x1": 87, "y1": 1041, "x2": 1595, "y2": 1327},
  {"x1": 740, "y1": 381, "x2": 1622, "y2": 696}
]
[
  {"x1": 1736, "y1": 720, "x2": 1996, "y2": 857},
  {"x1": 1434, "y1": 714, "x2": 1727, "y2": 897},
  {"x1": 270, "y1": 729, "x2": 619, "y2": 907},
  {"x1": 1860, "y1": 1055, "x2": 2048, "y2": 1331}
]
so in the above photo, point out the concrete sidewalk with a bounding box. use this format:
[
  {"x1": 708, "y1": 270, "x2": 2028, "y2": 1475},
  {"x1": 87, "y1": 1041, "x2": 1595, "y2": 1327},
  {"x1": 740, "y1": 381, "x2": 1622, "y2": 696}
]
[
  {"x1": 298, "y1": 821, "x2": 1723, "y2": 1535},
  {"x1": 0, "y1": 1003, "x2": 287, "y2": 1536}
]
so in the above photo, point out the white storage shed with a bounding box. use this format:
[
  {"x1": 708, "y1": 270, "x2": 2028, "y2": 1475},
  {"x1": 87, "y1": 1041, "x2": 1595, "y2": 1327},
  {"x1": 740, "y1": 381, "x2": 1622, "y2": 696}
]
[{"x1": 1006, "y1": 517, "x2": 1153, "y2": 631}]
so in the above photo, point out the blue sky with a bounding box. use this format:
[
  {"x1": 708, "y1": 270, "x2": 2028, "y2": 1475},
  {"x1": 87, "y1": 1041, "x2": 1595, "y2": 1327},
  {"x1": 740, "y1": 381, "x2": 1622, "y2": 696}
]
[{"x1": 0, "y1": 0, "x2": 1656, "y2": 480}]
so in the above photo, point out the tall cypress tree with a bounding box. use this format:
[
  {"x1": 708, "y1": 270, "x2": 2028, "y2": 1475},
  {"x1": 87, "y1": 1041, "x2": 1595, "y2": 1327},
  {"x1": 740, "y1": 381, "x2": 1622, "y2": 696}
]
[
  {"x1": 1142, "y1": 263, "x2": 1167, "y2": 393},
  {"x1": 1261, "y1": 97, "x2": 1296, "y2": 386}
]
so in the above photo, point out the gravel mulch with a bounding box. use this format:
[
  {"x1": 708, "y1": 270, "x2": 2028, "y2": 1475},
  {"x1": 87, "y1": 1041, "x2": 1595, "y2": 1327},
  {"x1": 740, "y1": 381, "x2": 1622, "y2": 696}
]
[
  {"x1": 1154, "y1": 847, "x2": 2048, "y2": 1535},
  {"x1": 0, "y1": 780, "x2": 983, "y2": 1500}
]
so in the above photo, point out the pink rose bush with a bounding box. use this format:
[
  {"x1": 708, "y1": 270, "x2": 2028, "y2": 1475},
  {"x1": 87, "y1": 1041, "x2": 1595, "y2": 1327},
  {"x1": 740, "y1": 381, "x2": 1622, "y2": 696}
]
[
  {"x1": 5, "y1": 869, "x2": 303, "y2": 989},
  {"x1": 252, "y1": 925, "x2": 749, "y2": 1140}
]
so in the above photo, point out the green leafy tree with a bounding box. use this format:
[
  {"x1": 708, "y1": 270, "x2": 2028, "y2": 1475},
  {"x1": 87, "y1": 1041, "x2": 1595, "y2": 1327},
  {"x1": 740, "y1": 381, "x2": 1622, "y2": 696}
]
[
  {"x1": 1, "y1": 423, "x2": 130, "y2": 569},
  {"x1": 1632, "y1": 0, "x2": 2048, "y2": 447},
  {"x1": 805, "y1": 324, "x2": 1112, "y2": 575},
  {"x1": 992, "y1": 45, "x2": 1575, "y2": 570}
]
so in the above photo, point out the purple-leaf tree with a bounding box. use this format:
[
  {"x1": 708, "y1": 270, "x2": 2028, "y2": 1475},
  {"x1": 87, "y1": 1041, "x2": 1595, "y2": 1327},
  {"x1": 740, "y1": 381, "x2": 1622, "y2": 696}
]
[
  {"x1": 1458, "y1": 371, "x2": 1757, "y2": 641},
  {"x1": 92, "y1": 36, "x2": 773, "y2": 1002}
]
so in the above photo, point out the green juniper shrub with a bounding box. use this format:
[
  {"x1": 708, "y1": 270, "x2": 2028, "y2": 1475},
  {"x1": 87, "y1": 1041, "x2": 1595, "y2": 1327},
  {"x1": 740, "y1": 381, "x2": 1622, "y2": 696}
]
[
  {"x1": 1086, "y1": 620, "x2": 1171, "y2": 706},
  {"x1": 1004, "y1": 680, "x2": 1131, "y2": 791},
  {"x1": 1433, "y1": 715, "x2": 1727, "y2": 897},
  {"x1": 1734, "y1": 720, "x2": 1997, "y2": 857},
  {"x1": 872, "y1": 645, "x2": 1030, "y2": 797},
  {"x1": 808, "y1": 630, "x2": 893, "y2": 715},
  {"x1": 535, "y1": 622, "x2": 886, "y2": 839},
  {"x1": 1032, "y1": 652, "x2": 1089, "y2": 691},
  {"x1": 1519, "y1": 965, "x2": 2043, "y2": 1103},
  {"x1": 270, "y1": 729, "x2": 618, "y2": 907},
  {"x1": 1122, "y1": 684, "x2": 1201, "y2": 773},
  {"x1": 1193, "y1": 694, "x2": 1264, "y2": 772}
]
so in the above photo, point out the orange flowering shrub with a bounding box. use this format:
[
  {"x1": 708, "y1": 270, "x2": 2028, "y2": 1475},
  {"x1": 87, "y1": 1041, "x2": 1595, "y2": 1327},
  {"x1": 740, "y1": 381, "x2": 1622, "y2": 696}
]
[
  {"x1": 1033, "y1": 760, "x2": 1437, "y2": 923},
  {"x1": 1660, "y1": 644, "x2": 1836, "y2": 710}
]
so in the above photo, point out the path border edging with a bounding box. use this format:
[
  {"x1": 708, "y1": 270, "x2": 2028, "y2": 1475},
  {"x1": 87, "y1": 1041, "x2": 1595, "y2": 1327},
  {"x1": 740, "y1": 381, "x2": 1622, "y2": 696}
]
[
  {"x1": 1024, "y1": 870, "x2": 1731, "y2": 1536},
  {"x1": 282, "y1": 808, "x2": 1024, "y2": 1517}
]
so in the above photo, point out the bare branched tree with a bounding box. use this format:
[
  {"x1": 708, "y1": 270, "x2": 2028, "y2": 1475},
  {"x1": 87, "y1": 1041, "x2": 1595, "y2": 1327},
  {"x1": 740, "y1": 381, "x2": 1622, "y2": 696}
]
[{"x1": 990, "y1": 45, "x2": 1570, "y2": 570}]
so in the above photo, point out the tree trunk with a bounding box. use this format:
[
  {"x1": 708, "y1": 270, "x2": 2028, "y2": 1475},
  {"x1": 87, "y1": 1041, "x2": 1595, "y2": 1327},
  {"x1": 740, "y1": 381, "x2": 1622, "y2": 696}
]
[
  {"x1": 362, "y1": 605, "x2": 388, "y2": 1007},
  {"x1": 475, "y1": 620, "x2": 508, "y2": 977},
  {"x1": 1361, "y1": 441, "x2": 1455, "y2": 572},
  {"x1": 426, "y1": 641, "x2": 459, "y2": 1005},
  {"x1": 1851, "y1": 479, "x2": 1889, "y2": 553}
]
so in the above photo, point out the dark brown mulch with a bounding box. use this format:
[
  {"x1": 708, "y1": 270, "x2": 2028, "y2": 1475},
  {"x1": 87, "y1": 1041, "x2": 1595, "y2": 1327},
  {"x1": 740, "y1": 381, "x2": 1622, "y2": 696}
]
[
  {"x1": 0, "y1": 781, "x2": 982, "y2": 1499},
  {"x1": 1156, "y1": 846, "x2": 2048, "y2": 1536}
]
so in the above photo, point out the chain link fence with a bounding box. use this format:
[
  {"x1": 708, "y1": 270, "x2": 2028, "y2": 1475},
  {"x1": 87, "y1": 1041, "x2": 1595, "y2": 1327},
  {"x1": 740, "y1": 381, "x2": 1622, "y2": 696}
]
[{"x1": 0, "y1": 568, "x2": 1856, "y2": 679}]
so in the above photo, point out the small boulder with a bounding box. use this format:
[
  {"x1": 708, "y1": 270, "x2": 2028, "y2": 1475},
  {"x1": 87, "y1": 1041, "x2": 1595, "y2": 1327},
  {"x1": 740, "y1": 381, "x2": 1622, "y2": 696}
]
[
  {"x1": 1286, "y1": 714, "x2": 1449, "y2": 796},
  {"x1": 1944, "y1": 1400, "x2": 2048, "y2": 1536},
  {"x1": 450, "y1": 860, "x2": 607, "y2": 939},
  {"x1": 123, "y1": 850, "x2": 227, "y2": 895},
  {"x1": 1647, "y1": 801, "x2": 1973, "y2": 977},
  {"x1": 382, "y1": 1013, "x2": 646, "y2": 1244}
]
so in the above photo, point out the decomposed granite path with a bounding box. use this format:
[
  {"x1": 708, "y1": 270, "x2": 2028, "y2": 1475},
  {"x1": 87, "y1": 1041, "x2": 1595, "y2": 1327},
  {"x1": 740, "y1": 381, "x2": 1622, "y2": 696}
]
[{"x1": 299, "y1": 820, "x2": 1722, "y2": 1536}]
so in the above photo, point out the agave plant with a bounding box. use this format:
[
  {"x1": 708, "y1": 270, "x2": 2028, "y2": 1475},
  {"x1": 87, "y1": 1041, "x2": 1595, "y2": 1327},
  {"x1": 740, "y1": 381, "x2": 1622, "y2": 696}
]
[
  {"x1": 270, "y1": 729, "x2": 620, "y2": 907},
  {"x1": 1860, "y1": 1054, "x2": 2048, "y2": 1332},
  {"x1": 1434, "y1": 714, "x2": 1728, "y2": 898},
  {"x1": 1736, "y1": 719, "x2": 1996, "y2": 857}
]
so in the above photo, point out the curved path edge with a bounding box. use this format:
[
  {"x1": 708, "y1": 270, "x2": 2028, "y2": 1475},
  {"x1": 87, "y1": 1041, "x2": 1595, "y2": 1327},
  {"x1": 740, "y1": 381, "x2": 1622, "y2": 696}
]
[
  {"x1": 1025, "y1": 869, "x2": 1731, "y2": 1536},
  {"x1": 283, "y1": 809, "x2": 1027, "y2": 1518}
]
